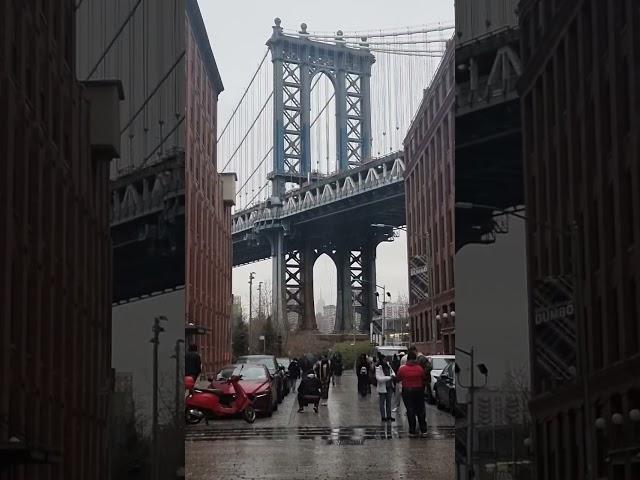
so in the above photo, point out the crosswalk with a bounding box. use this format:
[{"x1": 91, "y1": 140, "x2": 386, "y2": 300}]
[{"x1": 185, "y1": 424, "x2": 455, "y2": 443}]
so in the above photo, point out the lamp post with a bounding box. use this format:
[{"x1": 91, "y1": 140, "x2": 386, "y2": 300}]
[
  {"x1": 455, "y1": 201, "x2": 590, "y2": 479},
  {"x1": 374, "y1": 286, "x2": 392, "y2": 345},
  {"x1": 170, "y1": 338, "x2": 184, "y2": 427},
  {"x1": 150, "y1": 316, "x2": 168, "y2": 480},
  {"x1": 455, "y1": 346, "x2": 488, "y2": 480},
  {"x1": 249, "y1": 272, "x2": 256, "y2": 354}
]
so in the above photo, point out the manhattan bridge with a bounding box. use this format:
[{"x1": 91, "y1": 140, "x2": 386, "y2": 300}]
[
  {"x1": 111, "y1": 18, "x2": 454, "y2": 336},
  {"x1": 222, "y1": 19, "x2": 453, "y2": 335}
]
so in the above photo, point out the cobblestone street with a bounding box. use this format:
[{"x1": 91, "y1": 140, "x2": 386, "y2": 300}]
[{"x1": 186, "y1": 373, "x2": 455, "y2": 479}]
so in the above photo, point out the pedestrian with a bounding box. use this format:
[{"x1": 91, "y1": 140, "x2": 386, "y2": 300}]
[
  {"x1": 391, "y1": 354, "x2": 402, "y2": 413},
  {"x1": 375, "y1": 353, "x2": 396, "y2": 422},
  {"x1": 391, "y1": 354, "x2": 401, "y2": 373},
  {"x1": 185, "y1": 344, "x2": 202, "y2": 382},
  {"x1": 416, "y1": 353, "x2": 434, "y2": 399},
  {"x1": 397, "y1": 350, "x2": 428, "y2": 437},
  {"x1": 315, "y1": 355, "x2": 332, "y2": 406},
  {"x1": 288, "y1": 357, "x2": 301, "y2": 392},
  {"x1": 356, "y1": 353, "x2": 370, "y2": 397},
  {"x1": 367, "y1": 356, "x2": 375, "y2": 395},
  {"x1": 331, "y1": 353, "x2": 343, "y2": 386},
  {"x1": 400, "y1": 346, "x2": 417, "y2": 366},
  {"x1": 297, "y1": 370, "x2": 321, "y2": 413}
]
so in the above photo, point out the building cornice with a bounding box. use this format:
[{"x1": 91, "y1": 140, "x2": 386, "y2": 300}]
[{"x1": 186, "y1": 0, "x2": 224, "y2": 95}]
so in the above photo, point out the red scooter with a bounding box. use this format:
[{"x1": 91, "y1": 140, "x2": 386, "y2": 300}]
[{"x1": 185, "y1": 374, "x2": 256, "y2": 424}]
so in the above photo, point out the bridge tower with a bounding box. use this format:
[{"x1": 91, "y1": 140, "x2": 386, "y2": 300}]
[
  {"x1": 267, "y1": 18, "x2": 375, "y2": 195},
  {"x1": 263, "y1": 19, "x2": 381, "y2": 334}
]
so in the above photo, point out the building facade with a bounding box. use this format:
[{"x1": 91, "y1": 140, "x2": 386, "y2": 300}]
[
  {"x1": 185, "y1": 0, "x2": 234, "y2": 377},
  {"x1": 0, "y1": 2, "x2": 118, "y2": 478},
  {"x1": 404, "y1": 40, "x2": 455, "y2": 355},
  {"x1": 519, "y1": 1, "x2": 640, "y2": 479}
]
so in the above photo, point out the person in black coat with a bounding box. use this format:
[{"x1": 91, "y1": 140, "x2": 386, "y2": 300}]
[
  {"x1": 297, "y1": 371, "x2": 321, "y2": 413},
  {"x1": 288, "y1": 358, "x2": 301, "y2": 392},
  {"x1": 185, "y1": 344, "x2": 202, "y2": 382},
  {"x1": 356, "y1": 353, "x2": 370, "y2": 397}
]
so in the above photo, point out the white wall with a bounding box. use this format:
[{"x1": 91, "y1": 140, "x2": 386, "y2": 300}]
[
  {"x1": 112, "y1": 289, "x2": 185, "y2": 435},
  {"x1": 454, "y1": 215, "x2": 529, "y2": 397}
]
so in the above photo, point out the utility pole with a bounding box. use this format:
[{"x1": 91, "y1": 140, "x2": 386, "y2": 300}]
[
  {"x1": 249, "y1": 272, "x2": 255, "y2": 354},
  {"x1": 150, "y1": 316, "x2": 167, "y2": 480},
  {"x1": 170, "y1": 339, "x2": 184, "y2": 427},
  {"x1": 456, "y1": 346, "x2": 488, "y2": 480},
  {"x1": 381, "y1": 286, "x2": 387, "y2": 346},
  {"x1": 258, "y1": 282, "x2": 263, "y2": 321}
]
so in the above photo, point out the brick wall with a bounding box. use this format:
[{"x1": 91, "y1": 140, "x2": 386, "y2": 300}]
[
  {"x1": 0, "y1": 2, "x2": 111, "y2": 478},
  {"x1": 185, "y1": 2, "x2": 232, "y2": 377}
]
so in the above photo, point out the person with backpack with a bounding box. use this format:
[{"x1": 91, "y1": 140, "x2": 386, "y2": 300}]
[
  {"x1": 315, "y1": 354, "x2": 332, "y2": 406},
  {"x1": 375, "y1": 353, "x2": 396, "y2": 422}
]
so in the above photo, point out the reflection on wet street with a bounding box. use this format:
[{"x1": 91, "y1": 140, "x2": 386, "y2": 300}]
[{"x1": 186, "y1": 372, "x2": 455, "y2": 479}]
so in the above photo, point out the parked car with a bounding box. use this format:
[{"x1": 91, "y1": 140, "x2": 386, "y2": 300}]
[
  {"x1": 425, "y1": 355, "x2": 455, "y2": 403},
  {"x1": 236, "y1": 355, "x2": 286, "y2": 403},
  {"x1": 434, "y1": 361, "x2": 457, "y2": 414},
  {"x1": 209, "y1": 363, "x2": 278, "y2": 416}
]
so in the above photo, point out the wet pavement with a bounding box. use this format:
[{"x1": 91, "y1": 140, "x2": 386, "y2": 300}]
[{"x1": 186, "y1": 373, "x2": 455, "y2": 479}]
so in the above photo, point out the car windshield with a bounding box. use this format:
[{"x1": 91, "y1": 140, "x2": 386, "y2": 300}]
[
  {"x1": 432, "y1": 358, "x2": 454, "y2": 370},
  {"x1": 234, "y1": 365, "x2": 267, "y2": 380},
  {"x1": 237, "y1": 356, "x2": 277, "y2": 374},
  {"x1": 216, "y1": 367, "x2": 236, "y2": 380}
]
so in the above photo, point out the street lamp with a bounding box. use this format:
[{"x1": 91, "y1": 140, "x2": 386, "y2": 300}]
[
  {"x1": 455, "y1": 346, "x2": 488, "y2": 480},
  {"x1": 455, "y1": 201, "x2": 591, "y2": 478},
  {"x1": 375, "y1": 288, "x2": 392, "y2": 345},
  {"x1": 248, "y1": 272, "x2": 256, "y2": 354}
]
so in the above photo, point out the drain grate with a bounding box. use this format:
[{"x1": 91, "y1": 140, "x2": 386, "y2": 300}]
[{"x1": 186, "y1": 425, "x2": 454, "y2": 442}]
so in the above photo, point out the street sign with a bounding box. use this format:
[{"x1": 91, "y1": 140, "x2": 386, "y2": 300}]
[
  {"x1": 532, "y1": 275, "x2": 577, "y2": 394},
  {"x1": 259, "y1": 335, "x2": 265, "y2": 340}
]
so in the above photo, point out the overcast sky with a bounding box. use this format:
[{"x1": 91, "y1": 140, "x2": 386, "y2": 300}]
[{"x1": 200, "y1": 1, "x2": 454, "y2": 312}]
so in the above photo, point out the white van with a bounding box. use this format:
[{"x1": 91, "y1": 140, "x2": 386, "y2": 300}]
[{"x1": 374, "y1": 345, "x2": 408, "y2": 362}]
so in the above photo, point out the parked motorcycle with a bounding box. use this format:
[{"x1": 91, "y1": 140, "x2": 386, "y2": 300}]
[{"x1": 185, "y1": 374, "x2": 256, "y2": 424}]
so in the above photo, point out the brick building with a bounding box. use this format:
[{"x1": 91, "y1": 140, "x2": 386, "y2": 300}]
[
  {"x1": 519, "y1": 1, "x2": 640, "y2": 478},
  {"x1": 0, "y1": 1, "x2": 120, "y2": 478},
  {"x1": 185, "y1": 0, "x2": 234, "y2": 376},
  {"x1": 404, "y1": 39, "x2": 455, "y2": 355}
]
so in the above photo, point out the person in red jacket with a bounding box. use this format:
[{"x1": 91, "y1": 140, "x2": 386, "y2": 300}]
[{"x1": 397, "y1": 350, "x2": 428, "y2": 437}]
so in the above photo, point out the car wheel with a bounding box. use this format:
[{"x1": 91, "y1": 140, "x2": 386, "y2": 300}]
[{"x1": 243, "y1": 406, "x2": 256, "y2": 423}]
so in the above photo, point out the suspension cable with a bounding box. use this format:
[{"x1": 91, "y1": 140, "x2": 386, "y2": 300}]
[
  {"x1": 221, "y1": 91, "x2": 274, "y2": 172},
  {"x1": 218, "y1": 49, "x2": 270, "y2": 141}
]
